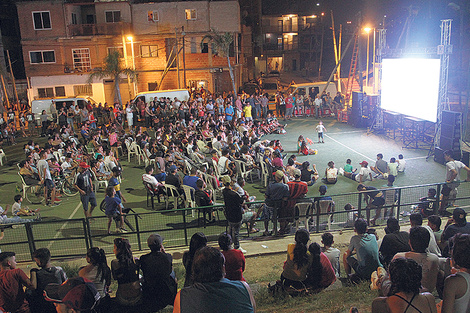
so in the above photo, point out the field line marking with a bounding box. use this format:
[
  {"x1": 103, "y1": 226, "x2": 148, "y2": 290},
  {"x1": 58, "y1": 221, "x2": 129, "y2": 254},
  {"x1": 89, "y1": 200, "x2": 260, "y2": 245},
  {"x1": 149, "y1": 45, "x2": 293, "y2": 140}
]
[
  {"x1": 324, "y1": 134, "x2": 375, "y2": 162},
  {"x1": 405, "y1": 156, "x2": 428, "y2": 161},
  {"x1": 46, "y1": 201, "x2": 82, "y2": 249},
  {"x1": 327, "y1": 130, "x2": 365, "y2": 135}
]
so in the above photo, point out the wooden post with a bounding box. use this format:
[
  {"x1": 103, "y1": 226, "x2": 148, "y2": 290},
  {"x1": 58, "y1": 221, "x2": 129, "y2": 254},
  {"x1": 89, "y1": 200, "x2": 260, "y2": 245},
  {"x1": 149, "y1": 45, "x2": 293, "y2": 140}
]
[
  {"x1": 0, "y1": 74, "x2": 9, "y2": 109},
  {"x1": 6, "y1": 50, "x2": 19, "y2": 109}
]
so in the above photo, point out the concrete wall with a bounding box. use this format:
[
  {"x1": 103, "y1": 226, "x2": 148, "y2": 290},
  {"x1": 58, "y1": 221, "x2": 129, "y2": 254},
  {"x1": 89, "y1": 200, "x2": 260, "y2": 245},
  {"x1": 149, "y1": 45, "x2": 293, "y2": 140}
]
[
  {"x1": 94, "y1": 2, "x2": 131, "y2": 24},
  {"x1": 16, "y1": 1, "x2": 67, "y2": 40}
]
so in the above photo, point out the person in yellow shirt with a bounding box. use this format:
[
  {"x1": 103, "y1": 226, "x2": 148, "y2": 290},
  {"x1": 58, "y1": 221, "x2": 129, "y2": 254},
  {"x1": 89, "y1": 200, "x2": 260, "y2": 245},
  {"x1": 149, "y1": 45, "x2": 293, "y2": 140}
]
[{"x1": 243, "y1": 102, "x2": 253, "y2": 122}]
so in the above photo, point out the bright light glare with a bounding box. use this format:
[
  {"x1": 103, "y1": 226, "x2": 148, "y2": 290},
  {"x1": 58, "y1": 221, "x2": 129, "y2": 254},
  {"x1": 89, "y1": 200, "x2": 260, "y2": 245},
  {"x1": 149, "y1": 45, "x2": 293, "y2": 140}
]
[
  {"x1": 381, "y1": 58, "x2": 440, "y2": 122},
  {"x1": 127, "y1": 36, "x2": 133, "y2": 41},
  {"x1": 364, "y1": 27, "x2": 372, "y2": 33}
]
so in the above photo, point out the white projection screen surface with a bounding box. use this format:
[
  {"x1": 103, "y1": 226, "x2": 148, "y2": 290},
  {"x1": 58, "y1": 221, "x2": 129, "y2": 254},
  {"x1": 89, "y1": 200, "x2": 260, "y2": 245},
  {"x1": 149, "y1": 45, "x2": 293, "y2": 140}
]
[{"x1": 381, "y1": 58, "x2": 440, "y2": 123}]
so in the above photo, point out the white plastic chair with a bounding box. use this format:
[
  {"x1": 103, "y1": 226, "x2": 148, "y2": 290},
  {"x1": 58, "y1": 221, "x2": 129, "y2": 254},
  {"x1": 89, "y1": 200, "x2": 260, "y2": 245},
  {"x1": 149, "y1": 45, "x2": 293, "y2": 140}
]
[
  {"x1": 91, "y1": 169, "x2": 108, "y2": 192},
  {"x1": 295, "y1": 202, "x2": 312, "y2": 232},
  {"x1": 315, "y1": 199, "x2": 335, "y2": 230},
  {"x1": 126, "y1": 141, "x2": 139, "y2": 163},
  {"x1": 182, "y1": 185, "x2": 196, "y2": 217},
  {"x1": 164, "y1": 184, "x2": 183, "y2": 210},
  {"x1": 0, "y1": 149, "x2": 7, "y2": 166}
]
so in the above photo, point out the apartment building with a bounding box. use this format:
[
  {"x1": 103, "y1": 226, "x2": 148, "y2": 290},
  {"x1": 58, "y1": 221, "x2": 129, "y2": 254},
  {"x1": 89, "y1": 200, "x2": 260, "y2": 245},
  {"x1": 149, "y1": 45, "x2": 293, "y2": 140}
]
[{"x1": 17, "y1": 0, "x2": 241, "y2": 105}]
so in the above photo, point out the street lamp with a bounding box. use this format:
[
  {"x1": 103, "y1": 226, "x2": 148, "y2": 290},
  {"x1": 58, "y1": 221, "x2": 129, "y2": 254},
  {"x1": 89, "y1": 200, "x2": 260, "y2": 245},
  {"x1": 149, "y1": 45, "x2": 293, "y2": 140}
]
[
  {"x1": 126, "y1": 36, "x2": 137, "y2": 96},
  {"x1": 364, "y1": 27, "x2": 372, "y2": 87}
]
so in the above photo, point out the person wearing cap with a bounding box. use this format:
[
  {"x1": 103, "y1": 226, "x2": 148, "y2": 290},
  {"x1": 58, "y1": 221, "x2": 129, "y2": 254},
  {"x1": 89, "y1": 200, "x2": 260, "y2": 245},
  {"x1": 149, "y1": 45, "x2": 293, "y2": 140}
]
[
  {"x1": 0, "y1": 251, "x2": 34, "y2": 313},
  {"x1": 222, "y1": 175, "x2": 245, "y2": 250},
  {"x1": 441, "y1": 208, "x2": 470, "y2": 257},
  {"x1": 165, "y1": 164, "x2": 183, "y2": 194},
  {"x1": 344, "y1": 160, "x2": 373, "y2": 183},
  {"x1": 173, "y1": 246, "x2": 255, "y2": 313},
  {"x1": 140, "y1": 234, "x2": 177, "y2": 312},
  {"x1": 438, "y1": 150, "x2": 470, "y2": 216},
  {"x1": 283, "y1": 169, "x2": 309, "y2": 234},
  {"x1": 108, "y1": 166, "x2": 126, "y2": 203},
  {"x1": 74, "y1": 161, "x2": 96, "y2": 218},
  {"x1": 264, "y1": 170, "x2": 290, "y2": 236}
]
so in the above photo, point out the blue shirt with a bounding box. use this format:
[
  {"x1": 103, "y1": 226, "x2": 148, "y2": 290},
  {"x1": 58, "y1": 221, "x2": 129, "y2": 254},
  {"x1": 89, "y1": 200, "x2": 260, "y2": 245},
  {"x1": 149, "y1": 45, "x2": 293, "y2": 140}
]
[
  {"x1": 104, "y1": 196, "x2": 121, "y2": 215},
  {"x1": 108, "y1": 177, "x2": 121, "y2": 199},
  {"x1": 225, "y1": 106, "x2": 234, "y2": 121},
  {"x1": 183, "y1": 175, "x2": 200, "y2": 190}
]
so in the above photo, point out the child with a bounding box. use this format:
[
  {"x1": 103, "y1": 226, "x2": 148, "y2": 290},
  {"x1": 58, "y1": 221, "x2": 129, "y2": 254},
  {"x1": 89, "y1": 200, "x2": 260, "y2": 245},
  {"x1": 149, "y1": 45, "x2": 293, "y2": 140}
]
[
  {"x1": 321, "y1": 232, "x2": 341, "y2": 278},
  {"x1": 387, "y1": 157, "x2": 398, "y2": 187},
  {"x1": 343, "y1": 203, "x2": 358, "y2": 228},
  {"x1": 339, "y1": 158, "x2": 355, "y2": 176},
  {"x1": 104, "y1": 186, "x2": 125, "y2": 234},
  {"x1": 12, "y1": 195, "x2": 40, "y2": 216},
  {"x1": 397, "y1": 154, "x2": 406, "y2": 172},
  {"x1": 315, "y1": 120, "x2": 327, "y2": 143},
  {"x1": 297, "y1": 135, "x2": 304, "y2": 153},
  {"x1": 322, "y1": 161, "x2": 338, "y2": 184},
  {"x1": 29, "y1": 248, "x2": 68, "y2": 313},
  {"x1": 300, "y1": 140, "x2": 317, "y2": 155}
]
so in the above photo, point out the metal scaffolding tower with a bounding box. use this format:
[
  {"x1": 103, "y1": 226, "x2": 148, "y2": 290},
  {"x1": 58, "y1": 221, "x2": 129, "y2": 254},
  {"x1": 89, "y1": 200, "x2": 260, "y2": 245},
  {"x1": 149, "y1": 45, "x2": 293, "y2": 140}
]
[{"x1": 436, "y1": 19, "x2": 453, "y2": 147}]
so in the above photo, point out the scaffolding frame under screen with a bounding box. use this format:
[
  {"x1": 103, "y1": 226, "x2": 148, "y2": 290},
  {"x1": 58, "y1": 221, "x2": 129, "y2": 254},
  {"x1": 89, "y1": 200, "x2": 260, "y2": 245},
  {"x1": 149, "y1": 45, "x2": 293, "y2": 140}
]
[{"x1": 381, "y1": 58, "x2": 440, "y2": 123}]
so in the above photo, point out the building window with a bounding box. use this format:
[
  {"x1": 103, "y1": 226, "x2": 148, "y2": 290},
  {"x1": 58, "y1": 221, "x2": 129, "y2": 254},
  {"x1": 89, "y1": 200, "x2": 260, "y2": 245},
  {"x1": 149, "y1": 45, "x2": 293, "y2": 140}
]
[
  {"x1": 147, "y1": 11, "x2": 159, "y2": 22},
  {"x1": 105, "y1": 11, "x2": 121, "y2": 23},
  {"x1": 71, "y1": 13, "x2": 77, "y2": 25},
  {"x1": 38, "y1": 88, "x2": 54, "y2": 98},
  {"x1": 30, "y1": 51, "x2": 55, "y2": 64},
  {"x1": 73, "y1": 85, "x2": 93, "y2": 96},
  {"x1": 185, "y1": 9, "x2": 197, "y2": 20},
  {"x1": 107, "y1": 47, "x2": 124, "y2": 57},
  {"x1": 55, "y1": 86, "x2": 66, "y2": 97},
  {"x1": 72, "y1": 48, "x2": 91, "y2": 72},
  {"x1": 201, "y1": 42, "x2": 208, "y2": 53},
  {"x1": 32, "y1": 11, "x2": 51, "y2": 30},
  {"x1": 141, "y1": 45, "x2": 158, "y2": 58}
]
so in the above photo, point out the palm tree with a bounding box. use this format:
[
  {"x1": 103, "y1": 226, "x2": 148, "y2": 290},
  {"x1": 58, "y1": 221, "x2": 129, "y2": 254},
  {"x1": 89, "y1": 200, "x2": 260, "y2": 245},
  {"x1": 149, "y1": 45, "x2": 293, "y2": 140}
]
[
  {"x1": 87, "y1": 51, "x2": 136, "y2": 105},
  {"x1": 201, "y1": 29, "x2": 237, "y2": 95}
]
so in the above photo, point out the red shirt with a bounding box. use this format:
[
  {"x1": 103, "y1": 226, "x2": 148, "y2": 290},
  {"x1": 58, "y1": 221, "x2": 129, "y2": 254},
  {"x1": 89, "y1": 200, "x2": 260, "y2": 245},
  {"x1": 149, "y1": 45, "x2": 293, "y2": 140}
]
[
  {"x1": 221, "y1": 249, "x2": 246, "y2": 281},
  {"x1": 0, "y1": 269, "x2": 30, "y2": 313}
]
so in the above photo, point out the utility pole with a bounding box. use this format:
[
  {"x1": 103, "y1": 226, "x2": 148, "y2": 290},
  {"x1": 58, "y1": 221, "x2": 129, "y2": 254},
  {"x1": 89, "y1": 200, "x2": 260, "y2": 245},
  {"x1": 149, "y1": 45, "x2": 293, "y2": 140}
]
[
  {"x1": 6, "y1": 50, "x2": 19, "y2": 109},
  {"x1": 0, "y1": 74, "x2": 10, "y2": 109},
  {"x1": 331, "y1": 11, "x2": 339, "y2": 81},
  {"x1": 182, "y1": 26, "x2": 186, "y2": 88},
  {"x1": 175, "y1": 27, "x2": 180, "y2": 89}
]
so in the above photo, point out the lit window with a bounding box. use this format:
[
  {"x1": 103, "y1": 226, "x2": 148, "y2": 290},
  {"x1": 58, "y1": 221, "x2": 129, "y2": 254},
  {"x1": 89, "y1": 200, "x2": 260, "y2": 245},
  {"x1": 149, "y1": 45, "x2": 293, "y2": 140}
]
[
  {"x1": 185, "y1": 9, "x2": 197, "y2": 20},
  {"x1": 105, "y1": 11, "x2": 121, "y2": 23},
  {"x1": 32, "y1": 11, "x2": 51, "y2": 30},
  {"x1": 72, "y1": 48, "x2": 91, "y2": 72},
  {"x1": 30, "y1": 51, "x2": 55, "y2": 64},
  {"x1": 141, "y1": 45, "x2": 158, "y2": 58},
  {"x1": 148, "y1": 11, "x2": 159, "y2": 22}
]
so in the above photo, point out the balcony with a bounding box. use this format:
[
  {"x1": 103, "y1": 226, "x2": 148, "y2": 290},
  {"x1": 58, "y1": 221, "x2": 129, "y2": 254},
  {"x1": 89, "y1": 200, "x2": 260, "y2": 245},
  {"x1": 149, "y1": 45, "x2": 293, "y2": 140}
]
[{"x1": 68, "y1": 22, "x2": 131, "y2": 36}]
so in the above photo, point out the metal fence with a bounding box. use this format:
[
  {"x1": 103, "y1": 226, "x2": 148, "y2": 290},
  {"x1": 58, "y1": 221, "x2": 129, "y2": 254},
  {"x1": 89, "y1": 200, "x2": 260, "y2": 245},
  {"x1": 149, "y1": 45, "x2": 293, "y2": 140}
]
[{"x1": 2, "y1": 181, "x2": 469, "y2": 262}]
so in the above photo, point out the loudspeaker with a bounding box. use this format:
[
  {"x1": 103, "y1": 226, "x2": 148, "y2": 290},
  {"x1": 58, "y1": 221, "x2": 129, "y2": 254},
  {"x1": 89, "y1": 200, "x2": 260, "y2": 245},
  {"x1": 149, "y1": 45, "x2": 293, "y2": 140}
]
[
  {"x1": 434, "y1": 147, "x2": 446, "y2": 165},
  {"x1": 462, "y1": 151, "x2": 470, "y2": 167},
  {"x1": 442, "y1": 110, "x2": 460, "y2": 126}
]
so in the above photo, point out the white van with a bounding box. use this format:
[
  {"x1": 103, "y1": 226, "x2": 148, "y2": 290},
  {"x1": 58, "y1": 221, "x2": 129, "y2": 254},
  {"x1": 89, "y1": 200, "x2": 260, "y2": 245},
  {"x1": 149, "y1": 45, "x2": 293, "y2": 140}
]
[
  {"x1": 133, "y1": 89, "x2": 190, "y2": 104},
  {"x1": 31, "y1": 96, "x2": 96, "y2": 121},
  {"x1": 288, "y1": 82, "x2": 338, "y2": 99}
]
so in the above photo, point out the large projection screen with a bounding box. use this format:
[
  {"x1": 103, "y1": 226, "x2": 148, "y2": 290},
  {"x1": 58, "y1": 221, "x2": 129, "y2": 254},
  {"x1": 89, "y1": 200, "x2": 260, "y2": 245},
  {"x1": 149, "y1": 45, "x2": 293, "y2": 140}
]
[{"x1": 381, "y1": 58, "x2": 440, "y2": 123}]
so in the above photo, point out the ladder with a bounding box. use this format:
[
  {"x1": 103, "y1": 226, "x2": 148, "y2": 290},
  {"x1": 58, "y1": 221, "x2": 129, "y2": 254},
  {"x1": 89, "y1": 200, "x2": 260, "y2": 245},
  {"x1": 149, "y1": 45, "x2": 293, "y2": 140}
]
[{"x1": 345, "y1": 34, "x2": 359, "y2": 107}]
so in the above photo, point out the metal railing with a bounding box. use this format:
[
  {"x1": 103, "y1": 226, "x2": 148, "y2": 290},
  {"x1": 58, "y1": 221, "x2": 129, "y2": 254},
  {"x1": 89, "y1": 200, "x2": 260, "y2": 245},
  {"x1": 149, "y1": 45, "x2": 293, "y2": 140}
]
[{"x1": 3, "y1": 181, "x2": 469, "y2": 262}]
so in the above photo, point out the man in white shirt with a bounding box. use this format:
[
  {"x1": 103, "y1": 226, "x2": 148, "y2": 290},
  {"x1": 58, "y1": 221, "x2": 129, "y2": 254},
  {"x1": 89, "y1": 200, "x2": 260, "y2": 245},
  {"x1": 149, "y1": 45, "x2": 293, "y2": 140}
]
[
  {"x1": 439, "y1": 150, "x2": 470, "y2": 215},
  {"x1": 142, "y1": 165, "x2": 163, "y2": 190},
  {"x1": 344, "y1": 161, "x2": 372, "y2": 183},
  {"x1": 37, "y1": 151, "x2": 60, "y2": 206}
]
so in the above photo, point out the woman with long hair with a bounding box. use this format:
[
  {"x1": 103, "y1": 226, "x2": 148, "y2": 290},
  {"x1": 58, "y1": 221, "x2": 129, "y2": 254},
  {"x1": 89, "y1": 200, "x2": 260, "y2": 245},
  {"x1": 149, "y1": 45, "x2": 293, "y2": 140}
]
[
  {"x1": 111, "y1": 238, "x2": 142, "y2": 307},
  {"x1": 218, "y1": 232, "x2": 246, "y2": 281},
  {"x1": 304, "y1": 242, "x2": 336, "y2": 290},
  {"x1": 372, "y1": 258, "x2": 437, "y2": 313},
  {"x1": 79, "y1": 247, "x2": 111, "y2": 298},
  {"x1": 281, "y1": 229, "x2": 312, "y2": 289},
  {"x1": 182, "y1": 232, "x2": 207, "y2": 287}
]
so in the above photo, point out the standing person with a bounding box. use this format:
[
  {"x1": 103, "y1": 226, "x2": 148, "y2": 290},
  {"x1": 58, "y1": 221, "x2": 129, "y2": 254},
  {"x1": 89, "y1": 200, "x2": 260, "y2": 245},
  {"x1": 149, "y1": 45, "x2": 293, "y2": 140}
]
[
  {"x1": 441, "y1": 233, "x2": 470, "y2": 313},
  {"x1": 343, "y1": 218, "x2": 382, "y2": 281},
  {"x1": 140, "y1": 234, "x2": 177, "y2": 312},
  {"x1": 37, "y1": 151, "x2": 60, "y2": 206},
  {"x1": 261, "y1": 94, "x2": 269, "y2": 119},
  {"x1": 264, "y1": 170, "x2": 290, "y2": 236},
  {"x1": 74, "y1": 162, "x2": 97, "y2": 218},
  {"x1": 243, "y1": 100, "x2": 253, "y2": 122},
  {"x1": 40, "y1": 110, "x2": 49, "y2": 137},
  {"x1": 173, "y1": 246, "x2": 256, "y2": 313},
  {"x1": 314, "y1": 94, "x2": 323, "y2": 118},
  {"x1": 26, "y1": 111, "x2": 36, "y2": 136},
  {"x1": 225, "y1": 102, "x2": 234, "y2": 122},
  {"x1": 126, "y1": 102, "x2": 134, "y2": 131},
  {"x1": 284, "y1": 169, "x2": 308, "y2": 234},
  {"x1": 284, "y1": 94, "x2": 294, "y2": 120},
  {"x1": 108, "y1": 167, "x2": 126, "y2": 203},
  {"x1": 218, "y1": 232, "x2": 246, "y2": 281},
  {"x1": 254, "y1": 95, "x2": 261, "y2": 120},
  {"x1": 372, "y1": 258, "x2": 437, "y2": 313},
  {"x1": 315, "y1": 121, "x2": 327, "y2": 143},
  {"x1": 439, "y1": 150, "x2": 470, "y2": 216},
  {"x1": 0, "y1": 252, "x2": 34, "y2": 313},
  {"x1": 222, "y1": 175, "x2": 245, "y2": 252}
]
